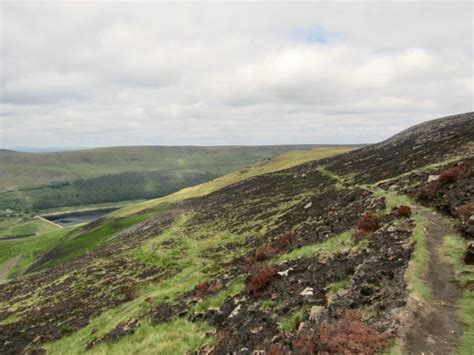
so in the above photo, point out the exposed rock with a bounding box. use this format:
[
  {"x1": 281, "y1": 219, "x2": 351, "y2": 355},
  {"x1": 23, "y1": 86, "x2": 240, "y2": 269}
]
[
  {"x1": 277, "y1": 268, "x2": 293, "y2": 277},
  {"x1": 300, "y1": 287, "x2": 314, "y2": 296},
  {"x1": 309, "y1": 305, "x2": 324, "y2": 321}
]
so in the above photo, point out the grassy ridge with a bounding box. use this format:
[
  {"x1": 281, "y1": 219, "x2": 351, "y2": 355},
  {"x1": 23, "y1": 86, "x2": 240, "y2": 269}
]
[{"x1": 111, "y1": 147, "x2": 355, "y2": 218}]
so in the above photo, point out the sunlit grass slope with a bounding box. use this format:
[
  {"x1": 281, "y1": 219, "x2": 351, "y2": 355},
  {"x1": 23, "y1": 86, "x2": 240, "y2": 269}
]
[{"x1": 111, "y1": 146, "x2": 355, "y2": 218}]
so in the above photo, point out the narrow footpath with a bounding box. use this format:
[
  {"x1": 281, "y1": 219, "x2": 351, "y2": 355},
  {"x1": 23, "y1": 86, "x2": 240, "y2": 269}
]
[{"x1": 404, "y1": 210, "x2": 462, "y2": 354}]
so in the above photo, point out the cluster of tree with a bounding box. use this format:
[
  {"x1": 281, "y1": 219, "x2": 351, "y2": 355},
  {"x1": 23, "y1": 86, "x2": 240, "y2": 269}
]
[{"x1": 0, "y1": 170, "x2": 218, "y2": 212}]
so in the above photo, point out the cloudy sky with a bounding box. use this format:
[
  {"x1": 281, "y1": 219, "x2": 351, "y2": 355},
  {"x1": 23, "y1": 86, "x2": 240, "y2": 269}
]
[{"x1": 0, "y1": 1, "x2": 472, "y2": 148}]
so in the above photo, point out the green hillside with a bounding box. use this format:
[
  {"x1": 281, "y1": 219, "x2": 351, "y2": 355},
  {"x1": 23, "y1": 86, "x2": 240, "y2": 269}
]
[
  {"x1": 0, "y1": 146, "x2": 353, "y2": 279},
  {"x1": 0, "y1": 145, "x2": 323, "y2": 191},
  {"x1": 0, "y1": 145, "x2": 350, "y2": 212}
]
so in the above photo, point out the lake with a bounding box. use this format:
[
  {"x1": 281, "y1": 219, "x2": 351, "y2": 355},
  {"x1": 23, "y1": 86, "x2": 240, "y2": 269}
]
[{"x1": 42, "y1": 208, "x2": 118, "y2": 227}]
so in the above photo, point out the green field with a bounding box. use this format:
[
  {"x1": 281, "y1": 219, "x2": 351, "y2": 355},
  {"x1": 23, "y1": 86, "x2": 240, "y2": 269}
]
[{"x1": 0, "y1": 216, "x2": 60, "y2": 239}]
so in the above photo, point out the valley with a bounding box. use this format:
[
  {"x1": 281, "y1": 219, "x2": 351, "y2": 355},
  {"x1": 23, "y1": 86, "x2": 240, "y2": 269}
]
[{"x1": 0, "y1": 112, "x2": 472, "y2": 354}]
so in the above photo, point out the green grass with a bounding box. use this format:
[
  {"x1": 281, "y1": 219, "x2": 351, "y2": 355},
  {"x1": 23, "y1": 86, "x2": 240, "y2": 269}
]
[
  {"x1": 459, "y1": 291, "x2": 474, "y2": 355},
  {"x1": 260, "y1": 299, "x2": 280, "y2": 311},
  {"x1": 277, "y1": 230, "x2": 367, "y2": 263},
  {"x1": 280, "y1": 308, "x2": 305, "y2": 332},
  {"x1": 51, "y1": 319, "x2": 214, "y2": 355},
  {"x1": 405, "y1": 213, "x2": 432, "y2": 301},
  {"x1": 0, "y1": 228, "x2": 71, "y2": 279},
  {"x1": 440, "y1": 233, "x2": 474, "y2": 354},
  {"x1": 37, "y1": 204, "x2": 171, "y2": 270},
  {"x1": 0, "y1": 216, "x2": 60, "y2": 238},
  {"x1": 111, "y1": 147, "x2": 355, "y2": 218},
  {"x1": 327, "y1": 279, "x2": 349, "y2": 294}
]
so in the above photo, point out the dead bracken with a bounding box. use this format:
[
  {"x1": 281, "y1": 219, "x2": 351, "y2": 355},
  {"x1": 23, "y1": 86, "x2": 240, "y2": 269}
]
[
  {"x1": 245, "y1": 264, "x2": 277, "y2": 296},
  {"x1": 318, "y1": 309, "x2": 389, "y2": 354}
]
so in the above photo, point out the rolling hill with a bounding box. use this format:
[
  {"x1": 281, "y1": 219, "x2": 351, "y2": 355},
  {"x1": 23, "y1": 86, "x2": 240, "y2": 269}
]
[
  {"x1": 0, "y1": 145, "x2": 355, "y2": 212},
  {"x1": 0, "y1": 112, "x2": 473, "y2": 354}
]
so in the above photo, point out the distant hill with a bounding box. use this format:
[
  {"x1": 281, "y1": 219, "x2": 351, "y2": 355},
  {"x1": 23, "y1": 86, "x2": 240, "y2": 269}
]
[{"x1": 0, "y1": 145, "x2": 357, "y2": 212}]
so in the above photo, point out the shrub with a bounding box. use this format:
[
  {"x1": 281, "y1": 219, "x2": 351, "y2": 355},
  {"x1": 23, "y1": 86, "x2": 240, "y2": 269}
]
[
  {"x1": 245, "y1": 265, "x2": 276, "y2": 296},
  {"x1": 352, "y1": 229, "x2": 372, "y2": 241},
  {"x1": 455, "y1": 202, "x2": 474, "y2": 223},
  {"x1": 438, "y1": 164, "x2": 467, "y2": 185},
  {"x1": 276, "y1": 231, "x2": 295, "y2": 249},
  {"x1": 318, "y1": 309, "x2": 388, "y2": 354},
  {"x1": 121, "y1": 285, "x2": 138, "y2": 301},
  {"x1": 266, "y1": 344, "x2": 284, "y2": 355},
  {"x1": 394, "y1": 205, "x2": 412, "y2": 218},
  {"x1": 417, "y1": 181, "x2": 438, "y2": 201},
  {"x1": 356, "y1": 212, "x2": 379, "y2": 232},
  {"x1": 195, "y1": 280, "x2": 221, "y2": 298},
  {"x1": 293, "y1": 333, "x2": 314, "y2": 355},
  {"x1": 255, "y1": 244, "x2": 277, "y2": 261}
]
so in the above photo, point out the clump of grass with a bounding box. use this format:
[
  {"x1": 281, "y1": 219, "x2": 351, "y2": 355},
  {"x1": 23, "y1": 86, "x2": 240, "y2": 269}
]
[
  {"x1": 405, "y1": 213, "x2": 432, "y2": 300},
  {"x1": 280, "y1": 308, "x2": 305, "y2": 332},
  {"x1": 260, "y1": 299, "x2": 279, "y2": 311},
  {"x1": 327, "y1": 279, "x2": 348, "y2": 294},
  {"x1": 278, "y1": 230, "x2": 366, "y2": 263}
]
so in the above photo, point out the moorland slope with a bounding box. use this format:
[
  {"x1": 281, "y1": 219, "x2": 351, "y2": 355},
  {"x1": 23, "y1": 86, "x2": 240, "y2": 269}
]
[{"x1": 0, "y1": 112, "x2": 473, "y2": 354}]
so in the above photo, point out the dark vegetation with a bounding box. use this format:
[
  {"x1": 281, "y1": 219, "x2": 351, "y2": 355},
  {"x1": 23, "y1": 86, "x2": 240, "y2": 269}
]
[{"x1": 0, "y1": 170, "x2": 218, "y2": 211}]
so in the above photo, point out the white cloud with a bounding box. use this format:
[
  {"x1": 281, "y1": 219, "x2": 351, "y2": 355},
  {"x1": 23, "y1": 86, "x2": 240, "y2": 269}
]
[{"x1": 0, "y1": 1, "x2": 472, "y2": 148}]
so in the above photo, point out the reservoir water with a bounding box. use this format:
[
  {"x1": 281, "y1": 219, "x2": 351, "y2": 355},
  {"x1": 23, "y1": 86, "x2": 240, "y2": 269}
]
[{"x1": 42, "y1": 208, "x2": 118, "y2": 227}]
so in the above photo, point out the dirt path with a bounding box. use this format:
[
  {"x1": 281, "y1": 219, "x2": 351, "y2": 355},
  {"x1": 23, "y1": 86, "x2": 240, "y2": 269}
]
[{"x1": 404, "y1": 210, "x2": 462, "y2": 354}]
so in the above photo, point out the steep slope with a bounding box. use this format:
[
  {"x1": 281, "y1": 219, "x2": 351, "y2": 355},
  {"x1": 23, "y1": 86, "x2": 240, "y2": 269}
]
[{"x1": 0, "y1": 112, "x2": 472, "y2": 354}]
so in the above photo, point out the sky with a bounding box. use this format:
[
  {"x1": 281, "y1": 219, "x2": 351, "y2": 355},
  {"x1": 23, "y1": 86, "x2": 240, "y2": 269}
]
[{"x1": 0, "y1": 1, "x2": 472, "y2": 148}]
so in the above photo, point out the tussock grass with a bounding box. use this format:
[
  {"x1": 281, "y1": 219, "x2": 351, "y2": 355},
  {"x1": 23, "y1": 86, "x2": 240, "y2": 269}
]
[
  {"x1": 280, "y1": 308, "x2": 306, "y2": 332},
  {"x1": 405, "y1": 213, "x2": 432, "y2": 301}
]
